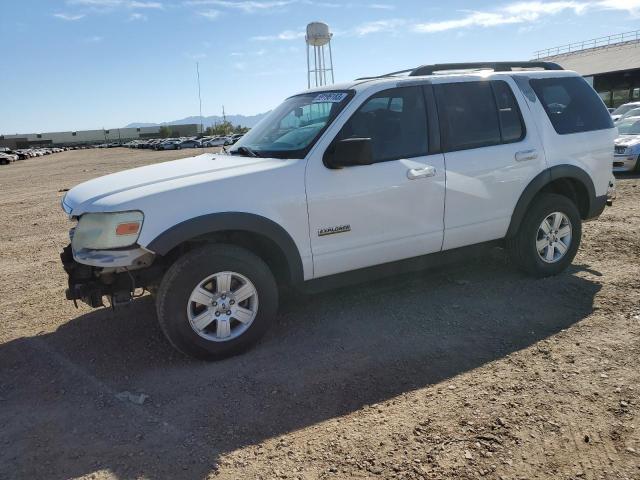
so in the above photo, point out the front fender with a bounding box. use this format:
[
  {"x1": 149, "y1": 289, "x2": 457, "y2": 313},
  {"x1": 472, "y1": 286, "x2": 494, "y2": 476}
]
[{"x1": 146, "y1": 212, "x2": 304, "y2": 285}]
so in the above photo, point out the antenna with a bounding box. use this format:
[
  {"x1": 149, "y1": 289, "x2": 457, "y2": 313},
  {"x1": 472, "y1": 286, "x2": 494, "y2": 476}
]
[
  {"x1": 305, "y1": 22, "x2": 334, "y2": 88},
  {"x1": 196, "y1": 62, "x2": 203, "y2": 135}
]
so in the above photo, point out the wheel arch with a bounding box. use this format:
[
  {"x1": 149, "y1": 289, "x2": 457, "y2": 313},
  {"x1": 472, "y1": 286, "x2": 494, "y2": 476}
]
[
  {"x1": 506, "y1": 165, "x2": 597, "y2": 238},
  {"x1": 146, "y1": 212, "x2": 304, "y2": 286}
]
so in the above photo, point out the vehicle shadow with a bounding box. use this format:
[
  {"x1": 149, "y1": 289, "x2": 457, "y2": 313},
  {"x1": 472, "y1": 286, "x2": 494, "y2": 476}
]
[{"x1": 0, "y1": 253, "x2": 602, "y2": 480}]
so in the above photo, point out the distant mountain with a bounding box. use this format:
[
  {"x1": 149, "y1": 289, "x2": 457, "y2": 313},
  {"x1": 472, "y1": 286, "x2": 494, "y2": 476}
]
[{"x1": 125, "y1": 113, "x2": 269, "y2": 129}]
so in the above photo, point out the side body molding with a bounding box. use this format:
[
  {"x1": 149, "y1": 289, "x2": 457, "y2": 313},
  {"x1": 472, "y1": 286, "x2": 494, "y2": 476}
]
[
  {"x1": 506, "y1": 165, "x2": 598, "y2": 238},
  {"x1": 146, "y1": 212, "x2": 305, "y2": 285}
]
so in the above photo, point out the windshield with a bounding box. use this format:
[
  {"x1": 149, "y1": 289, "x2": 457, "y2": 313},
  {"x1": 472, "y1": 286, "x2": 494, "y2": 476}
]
[
  {"x1": 231, "y1": 90, "x2": 353, "y2": 159},
  {"x1": 612, "y1": 104, "x2": 638, "y2": 116},
  {"x1": 617, "y1": 120, "x2": 640, "y2": 135}
]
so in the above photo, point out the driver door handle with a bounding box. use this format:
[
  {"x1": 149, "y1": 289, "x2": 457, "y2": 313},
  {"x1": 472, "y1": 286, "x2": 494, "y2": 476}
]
[{"x1": 407, "y1": 165, "x2": 436, "y2": 180}]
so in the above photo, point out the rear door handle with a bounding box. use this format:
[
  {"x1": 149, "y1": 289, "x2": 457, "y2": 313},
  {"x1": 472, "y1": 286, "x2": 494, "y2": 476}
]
[
  {"x1": 515, "y1": 149, "x2": 538, "y2": 162},
  {"x1": 407, "y1": 165, "x2": 436, "y2": 180}
]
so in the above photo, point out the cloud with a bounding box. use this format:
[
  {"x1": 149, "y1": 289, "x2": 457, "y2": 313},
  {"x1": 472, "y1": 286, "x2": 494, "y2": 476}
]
[
  {"x1": 198, "y1": 8, "x2": 221, "y2": 18},
  {"x1": 53, "y1": 12, "x2": 86, "y2": 20},
  {"x1": 67, "y1": 0, "x2": 163, "y2": 8},
  {"x1": 299, "y1": 0, "x2": 395, "y2": 7},
  {"x1": 353, "y1": 18, "x2": 405, "y2": 36},
  {"x1": 67, "y1": 0, "x2": 122, "y2": 6},
  {"x1": 128, "y1": 1, "x2": 163, "y2": 8},
  {"x1": 596, "y1": 0, "x2": 640, "y2": 13},
  {"x1": 186, "y1": 52, "x2": 207, "y2": 59},
  {"x1": 85, "y1": 35, "x2": 104, "y2": 42},
  {"x1": 251, "y1": 29, "x2": 305, "y2": 41},
  {"x1": 185, "y1": 0, "x2": 294, "y2": 13},
  {"x1": 128, "y1": 12, "x2": 148, "y2": 20},
  {"x1": 414, "y1": 2, "x2": 588, "y2": 33}
]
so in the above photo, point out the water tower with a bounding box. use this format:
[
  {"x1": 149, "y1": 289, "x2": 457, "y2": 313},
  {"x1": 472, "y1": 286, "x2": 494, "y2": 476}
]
[{"x1": 306, "y1": 22, "x2": 334, "y2": 88}]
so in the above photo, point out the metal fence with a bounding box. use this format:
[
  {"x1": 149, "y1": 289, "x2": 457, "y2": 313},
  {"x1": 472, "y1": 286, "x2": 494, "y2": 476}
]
[{"x1": 534, "y1": 30, "x2": 640, "y2": 59}]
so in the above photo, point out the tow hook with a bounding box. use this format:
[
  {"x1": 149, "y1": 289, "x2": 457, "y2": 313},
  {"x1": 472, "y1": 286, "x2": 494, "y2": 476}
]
[{"x1": 110, "y1": 291, "x2": 133, "y2": 308}]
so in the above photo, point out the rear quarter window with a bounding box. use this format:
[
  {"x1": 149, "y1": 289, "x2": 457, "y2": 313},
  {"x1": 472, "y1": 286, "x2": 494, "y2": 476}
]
[{"x1": 530, "y1": 77, "x2": 613, "y2": 135}]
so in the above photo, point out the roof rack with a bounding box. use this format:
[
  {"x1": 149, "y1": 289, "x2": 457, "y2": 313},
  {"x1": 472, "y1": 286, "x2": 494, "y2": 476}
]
[
  {"x1": 355, "y1": 61, "x2": 563, "y2": 81},
  {"x1": 409, "y1": 61, "x2": 563, "y2": 76}
]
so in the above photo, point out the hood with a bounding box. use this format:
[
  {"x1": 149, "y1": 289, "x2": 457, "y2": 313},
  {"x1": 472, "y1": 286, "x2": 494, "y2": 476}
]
[
  {"x1": 63, "y1": 153, "x2": 292, "y2": 215},
  {"x1": 614, "y1": 135, "x2": 640, "y2": 148}
]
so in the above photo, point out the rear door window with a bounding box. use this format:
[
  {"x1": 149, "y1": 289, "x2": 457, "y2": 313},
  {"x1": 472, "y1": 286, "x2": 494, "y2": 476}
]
[
  {"x1": 435, "y1": 82, "x2": 501, "y2": 151},
  {"x1": 493, "y1": 80, "x2": 525, "y2": 143},
  {"x1": 530, "y1": 76, "x2": 613, "y2": 134}
]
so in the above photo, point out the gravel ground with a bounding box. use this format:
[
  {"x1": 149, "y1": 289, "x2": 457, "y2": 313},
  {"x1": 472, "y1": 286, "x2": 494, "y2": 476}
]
[{"x1": 0, "y1": 148, "x2": 639, "y2": 480}]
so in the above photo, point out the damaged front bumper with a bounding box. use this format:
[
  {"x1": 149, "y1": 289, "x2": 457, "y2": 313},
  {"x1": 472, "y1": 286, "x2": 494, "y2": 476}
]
[{"x1": 61, "y1": 244, "x2": 163, "y2": 308}]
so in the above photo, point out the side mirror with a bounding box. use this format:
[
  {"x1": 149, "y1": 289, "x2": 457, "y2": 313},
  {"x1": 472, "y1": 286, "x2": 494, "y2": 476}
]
[{"x1": 324, "y1": 138, "x2": 374, "y2": 169}]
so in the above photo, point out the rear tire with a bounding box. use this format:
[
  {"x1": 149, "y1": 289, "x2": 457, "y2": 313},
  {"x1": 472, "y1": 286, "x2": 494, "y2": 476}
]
[
  {"x1": 156, "y1": 244, "x2": 278, "y2": 360},
  {"x1": 507, "y1": 193, "x2": 581, "y2": 277}
]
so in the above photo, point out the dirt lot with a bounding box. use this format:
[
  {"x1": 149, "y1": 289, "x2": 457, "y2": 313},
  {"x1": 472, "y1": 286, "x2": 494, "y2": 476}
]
[{"x1": 0, "y1": 148, "x2": 639, "y2": 480}]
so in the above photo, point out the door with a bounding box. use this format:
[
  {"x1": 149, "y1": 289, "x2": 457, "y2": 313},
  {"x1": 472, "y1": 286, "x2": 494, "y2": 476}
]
[
  {"x1": 433, "y1": 79, "x2": 547, "y2": 250},
  {"x1": 305, "y1": 85, "x2": 446, "y2": 279}
]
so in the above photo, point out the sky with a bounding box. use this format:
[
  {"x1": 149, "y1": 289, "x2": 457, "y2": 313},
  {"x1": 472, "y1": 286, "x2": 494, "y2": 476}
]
[{"x1": 2, "y1": 0, "x2": 640, "y2": 134}]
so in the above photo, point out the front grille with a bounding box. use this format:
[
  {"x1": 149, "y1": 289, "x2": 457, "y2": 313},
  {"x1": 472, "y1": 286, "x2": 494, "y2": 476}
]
[
  {"x1": 613, "y1": 161, "x2": 624, "y2": 167},
  {"x1": 615, "y1": 146, "x2": 627, "y2": 154}
]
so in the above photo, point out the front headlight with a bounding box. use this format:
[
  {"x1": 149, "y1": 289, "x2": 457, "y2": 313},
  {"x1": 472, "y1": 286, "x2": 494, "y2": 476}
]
[{"x1": 71, "y1": 211, "x2": 144, "y2": 250}]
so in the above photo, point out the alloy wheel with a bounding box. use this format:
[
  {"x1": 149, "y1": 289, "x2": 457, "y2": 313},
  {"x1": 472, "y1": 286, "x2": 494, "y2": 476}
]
[
  {"x1": 536, "y1": 212, "x2": 572, "y2": 264},
  {"x1": 186, "y1": 271, "x2": 259, "y2": 342}
]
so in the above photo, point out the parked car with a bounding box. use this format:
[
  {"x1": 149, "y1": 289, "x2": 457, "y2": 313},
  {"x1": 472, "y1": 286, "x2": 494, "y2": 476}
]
[
  {"x1": 204, "y1": 136, "x2": 229, "y2": 147},
  {"x1": 614, "y1": 107, "x2": 640, "y2": 124},
  {"x1": 60, "y1": 61, "x2": 616, "y2": 360},
  {"x1": 0, "y1": 152, "x2": 17, "y2": 165},
  {"x1": 613, "y1": 117, "x2": 640, "y2": 172},
  {"x1": 3, "y1": 149, "x2": 28, "y2": 160},
  {"x1": 179, "y1": 139, "x2": 202, "y2": 149},
  {"x1": 155, "y1": 140, "x2": 182, "y2": 150},
  {"x1": 227, "y1": 134, "x2": 244, "y2": 145},
  {"x1": 610, "y1": 101, "x2": 640, "y2": 122}
]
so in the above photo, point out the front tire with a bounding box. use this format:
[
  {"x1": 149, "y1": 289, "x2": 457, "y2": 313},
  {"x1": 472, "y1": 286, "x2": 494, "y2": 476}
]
[
  {"x1": 156, "y1": 244, "x2": 278, "y2": 359},
  {"x1": 507, "y1": 193, "x2": 582, "y2": 277}
]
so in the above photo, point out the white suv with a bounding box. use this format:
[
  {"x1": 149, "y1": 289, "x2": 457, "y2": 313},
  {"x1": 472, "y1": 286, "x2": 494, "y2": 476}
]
[{"x1": 60, "y1": 62, "x2": 616, "y2": 359}]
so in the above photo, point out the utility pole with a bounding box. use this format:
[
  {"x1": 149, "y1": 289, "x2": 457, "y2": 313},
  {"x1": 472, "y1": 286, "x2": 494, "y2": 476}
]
[{"x1": 196, "y1": 62, "x2": 203, "y2": 135}]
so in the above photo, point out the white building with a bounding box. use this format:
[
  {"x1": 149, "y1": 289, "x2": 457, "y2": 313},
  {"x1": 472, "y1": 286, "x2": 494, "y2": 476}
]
[{"x1": 0, "y1": 124, "x2": 200, "y2": 148}]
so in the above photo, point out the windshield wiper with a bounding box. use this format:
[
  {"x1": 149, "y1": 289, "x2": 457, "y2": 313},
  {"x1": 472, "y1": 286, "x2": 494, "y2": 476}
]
[{"x1": 230, "y1": 146, "x2": 261, "y2": 158}]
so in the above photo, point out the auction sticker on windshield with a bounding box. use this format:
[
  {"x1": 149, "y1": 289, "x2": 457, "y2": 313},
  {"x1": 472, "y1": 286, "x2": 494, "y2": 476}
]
[{"x1": 313, "y1": 92, "x2": 348, "y2": 103}]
